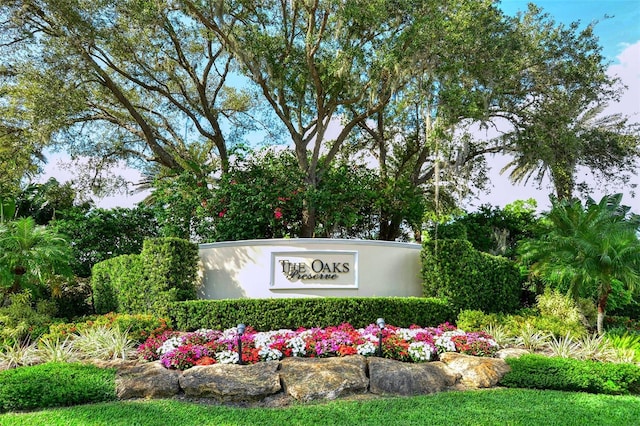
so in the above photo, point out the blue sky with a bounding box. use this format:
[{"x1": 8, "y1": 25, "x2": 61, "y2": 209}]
[
  {"x1": 500, "y1": 0, "x2": 640, "y2": 62},
  {"x1": 41, "y1": 1, "x2": 640, "y2": 213}
]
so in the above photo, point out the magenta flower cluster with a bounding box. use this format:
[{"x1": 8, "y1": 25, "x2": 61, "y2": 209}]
[{"x1": 137, "y1": 322, "x2": 499, "y2": 370}]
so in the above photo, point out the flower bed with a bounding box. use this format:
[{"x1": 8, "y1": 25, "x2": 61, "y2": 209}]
[{"x1": 138, "y1": 323, "x2": 498, "y2": 370}]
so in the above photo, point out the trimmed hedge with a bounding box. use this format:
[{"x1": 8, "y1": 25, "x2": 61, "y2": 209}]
[
  {"x1": 91, "y1": 237, "x2": 198, "y2": 315},
  {"x1": 500, "y1": 354, "x2": 640, "y2": 395},
  {"x1": 0, "y1": 362, "x2": 116, "y2": 412},
  {"x1": 164, "y1": 297, "x2": 456, "y2": 331},
  {"x1": 421, "y1": 239, "x2": 521, "y2": 314},
  {"x1": 141, "y1": 238, "x2": 198, "y2": 303}
]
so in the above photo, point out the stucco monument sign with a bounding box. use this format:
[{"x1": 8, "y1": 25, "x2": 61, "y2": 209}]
[{"x1": 198, "y1": 239, "x2": 422, "y2": 299}]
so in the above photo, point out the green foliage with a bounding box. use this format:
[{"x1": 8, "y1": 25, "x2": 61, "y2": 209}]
[
  {"x1": 421, "y1": 239, "x2": 521, "y2": 314},
  {"x1": 456, "y1": 310, "x2": 501, "y2": 331},
  {"x1": 0, "y1": 197, "x2": 16, "y2": 223},
  {"x1": 42, "y1": 313, "x2": 171, "y2": 347},
  {"x1": 53, "y1": 206, "x2": 159, "y2": 277},
  {"x1": 500, "y1": 354, "x2": 640, "y2": 395},
  {"x1": 0, "y1": 217, "x2": 73, "y2": 301},
  {"x1": 15, "y1": 178, "x2": 80, "y2": 225},
  {"x1": 148, "y1": 167, "x2": 217, "y2": 242},
  {"x1": 0, "y1": 362, "x2": 116, "y2": 412},
  {"x1": 433, "y1": 200, "x2": 540, "y2": 258},
  {"x1": 518, "y1": 194, "x2": 640, "y2": 334},
  {"x1": 90, "y1": 260, "x2": 120, "y2": 314},
  {"x1": 165, "y1": 297, "x2": 455, "y2": 331},
  {"x1": 0, "y1": 291, "x2": 56, "y2": 345},
  {"x1": 536, "y1": 289, "x2": 588, "y2": 328},
  {"x1": 610, "y1": 300, "x2": 640, "y2": 321},
  {"x1": 141, "y1": 238, "x2": 198, "y2": 307},
  {"x1": 204, "y1": 150, "x2": 381, "y2": 241},
  {"x1": 207, "y1": 149, "x2": 305, "y2": 241},
  {"x1": 72, "y1": 326, "x2": 137, "y2": 361},
  {"x1": 91, "y1": 237, "x2": 198, "y2": 315},
  {"x1": 90, "y1": 255, "x2": 139, "y2": 314},
  {"x1": 50, "y1": 276, "x2": 93, "y2": 320}
]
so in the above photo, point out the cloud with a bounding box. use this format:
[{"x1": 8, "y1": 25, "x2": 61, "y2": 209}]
[{"x1": 606, "y1": 40, "x2": 640, "y2": 123}]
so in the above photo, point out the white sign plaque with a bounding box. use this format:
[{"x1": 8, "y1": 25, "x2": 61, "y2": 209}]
[{"x1": 270, "y1": 250, "x2": 358, "y2": 289}]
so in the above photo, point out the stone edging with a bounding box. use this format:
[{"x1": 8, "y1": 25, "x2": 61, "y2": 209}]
[{"x1": 114, "y1": 350, "x2": 523, "y2": 405}]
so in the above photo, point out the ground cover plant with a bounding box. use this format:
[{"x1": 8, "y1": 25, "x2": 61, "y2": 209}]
[
  {"x1": 138, "y1": 322, "x2": 498, "y2": 370},
  {"x1": 500, "y1": 354, "x2": 640, "y2": 395},
  {"x1": 0, "y1": 362, "x2": 116, "y2": 413}
]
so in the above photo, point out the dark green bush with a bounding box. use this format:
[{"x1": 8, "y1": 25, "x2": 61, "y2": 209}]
[
  {"x1": 91, "y1": 254, "x2": 142, "y2": 314},
  {"x1": 91, "y1": 259, "x2": 120, "y2": 314},
  {"x1": 0, "y1": 362, "x2": 116, "y2": 412},
  {"x1": 165, "y1": 297, "x2": 455, "y2": 331},
  {"x1": 91, "y1": 237, "x2": 198, "y2": 315},
  {"x1": 421, "y1": 239, "x2": 521, "y2": 314},
  {"x1": 500, "y1": 354, "x2": 640, "y2": 395},
  {"x1": 52, "y1": 277, "x2": 93, "y2": 320},
  {"x1": 140, "y1": 237, "x2": 199, "y2": 306},
  {"x1": 610, "y1": 301, "x2": 640, "y2": 321}
]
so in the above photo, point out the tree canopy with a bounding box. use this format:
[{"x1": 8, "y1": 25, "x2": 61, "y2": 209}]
[{"x1": 0, "y1": 1, "x2": 637, "y2": 240}]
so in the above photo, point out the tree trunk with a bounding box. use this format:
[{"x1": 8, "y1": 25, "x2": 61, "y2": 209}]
[
  {"x1": 300, "y1": 198, "x2": 316, "y2": 238},
  {"x1": 379, "y1": 210, "x2": 402, "y2": 241},
  {"x1": 551, "y1": 166, "x2": 575, "y2": 201}
]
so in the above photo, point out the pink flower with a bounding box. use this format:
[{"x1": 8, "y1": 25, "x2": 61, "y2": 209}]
[
  {"x1": 274, "y1": 207, "x2": 283, "y2": 220},
  {"x1": 218, "y1": 209, "x2": 227, "y2": 218}
]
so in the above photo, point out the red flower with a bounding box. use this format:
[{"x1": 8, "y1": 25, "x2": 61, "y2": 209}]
[
  {"x1": 274, "y1": 207, "x2": 283, "y2": 220},
  {"x1": 195, "y1": 356, "x2": 216, "y2": 366},
  {"x1": 338, "y1": 345, "x2": 357, "y2": 356}
]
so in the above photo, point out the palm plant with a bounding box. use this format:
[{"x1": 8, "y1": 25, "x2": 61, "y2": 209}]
[
  {"x1": 519, "y1": 194, "x2": 640, "y2": 334},
  {"x1": 0, "y1": 217, "x2": 73, "y2": 303},
  {"x1": 501, "y1": 101, "x2": 639, "y2": 201}
]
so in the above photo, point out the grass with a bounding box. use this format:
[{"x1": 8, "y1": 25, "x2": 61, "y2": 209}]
[{"x1": 0, "y1": 389, "x2": 639, "y2": 426}]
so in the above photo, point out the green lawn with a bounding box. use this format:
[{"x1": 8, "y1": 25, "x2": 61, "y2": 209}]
[{"x1": 1, "y1": 389, "x2": 639, "y2": 426}]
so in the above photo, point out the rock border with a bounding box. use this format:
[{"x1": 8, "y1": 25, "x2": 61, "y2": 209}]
[{"x1": 115, "y1": 350, "x2": 521, "y2": 405}]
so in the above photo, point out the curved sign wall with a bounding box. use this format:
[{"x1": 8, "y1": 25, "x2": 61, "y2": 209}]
[{"x1": 198, "y1": 239, "x2": 422, "y2": 299}]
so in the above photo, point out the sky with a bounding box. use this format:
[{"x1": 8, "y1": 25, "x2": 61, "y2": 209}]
[{"x1": 39, "y1": 0, "x2": 640, "y2": 213}]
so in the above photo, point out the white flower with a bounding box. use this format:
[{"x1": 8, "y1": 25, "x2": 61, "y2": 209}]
[
  {"x1": 408, "y1": 341, "x2": 433, "y2": 362},
  {"x1": 434, "y1": 335, "x2": 456, "y2": 353},
  {"x1": 286, "y1": 336, "x2": 307, "y2": 357},
  {"x1": 356, "y1": 341, "x2": 377, "y2": 356},
  {"x1": 216, "y1": 350, "x2": 239, "y2": 364},
  {"x1": 396, "y1": 328, "x2": 421, "y2": 341},
  {"x1": 259, "y1": 347, "x2": 282, "y2": 361},
  {"x1": 157, "y1": 336, "x2": 183, "y2": 355}
]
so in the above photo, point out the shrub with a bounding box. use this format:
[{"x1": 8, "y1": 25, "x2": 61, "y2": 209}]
[
  {"x1": 91, "y1": 237, "x2": 198, "y2": 315},
  {"x1": 421, "y1": 239, "x2": 521, "y2": 314},
  {"x1": 50, "y1": 276, "x2": 93, "y2": 320},
  {"x1": 140, "y1": 237, "x2": 199, "y2": 307},
  {"x1": 500, "y1": 354, "x2": 640, "y2": 395},
  {"x1": 0, "y1": 291, "x2": 56, "y2": 345},
  {"x1": 43, "y1": 313, "x2": 171, "y2": 345},
  {"x1": 0, "y1": 362, "x2": 116, "y2": 412},
  {"x1": 166, "y1": 297, "x2": 456, "y2": 331},
  {"x1": 90, "y1": 260, "x2": 120, "y2": 314},
  {"x1": 72, "y1": 326, "x2": 137, "y2": 360},
  {"x1": 456, "y1": 309, "x2": 501, "y2": 331}
]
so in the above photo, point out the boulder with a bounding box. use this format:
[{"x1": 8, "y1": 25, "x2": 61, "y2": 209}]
[
  {"x1": 279, "y1": 355, "x2": 368, "y2": 401},
  {"x1": 495, "y1": 348, "x2": 530, "y2": 360},
  {"x1": 115, "y1": 361, "x2": 181, "y2": 399},
  {"x1": 368, "y1": 357, "x2": 459, "y2": 396},
  {"x1": 438, "y1": 352, "x2": 511, "y2": 389},
  {"x1": 179, "y1": 361, "x2": 281, "y2": 402}
]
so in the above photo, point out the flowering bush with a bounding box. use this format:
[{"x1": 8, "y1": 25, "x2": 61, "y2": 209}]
[{"x1": 138, "y1": 323, "x2": 498, "y2": 370}]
